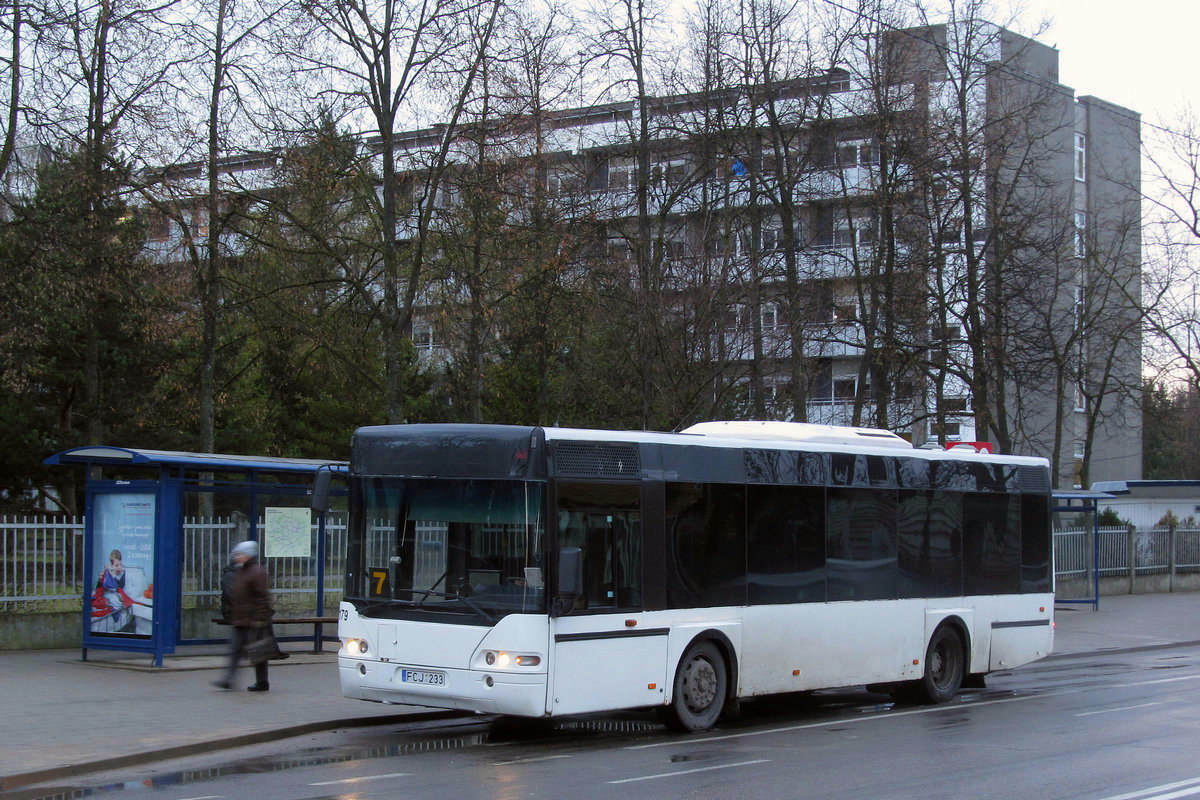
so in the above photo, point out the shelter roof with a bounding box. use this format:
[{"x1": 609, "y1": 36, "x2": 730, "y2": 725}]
[{"x1": 44, "y1": 446, "x2": 347, "y2": 474}]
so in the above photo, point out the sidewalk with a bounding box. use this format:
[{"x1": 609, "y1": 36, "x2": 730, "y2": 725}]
[
  {"x1": 0, "y1": 644, "x2": 455, "y2": 792},
  {"x1": 1050, "y1": 592, "x2": 1200, "y2": 657},
  {"x1": 3, "y1": 592, "x2": 1199, "y2": 792}
]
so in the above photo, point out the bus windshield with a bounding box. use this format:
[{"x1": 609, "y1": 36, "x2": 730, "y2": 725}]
[{"x1": 347, "y1": 478, "x2": 547, "y2": 620}]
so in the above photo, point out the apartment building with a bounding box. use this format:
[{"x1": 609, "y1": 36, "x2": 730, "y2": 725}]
[{"x1": 138, "y1": 21, "x2": 1141, "y2": 487}]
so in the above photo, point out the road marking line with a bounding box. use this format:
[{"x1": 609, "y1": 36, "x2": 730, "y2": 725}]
[
  {"x1": 1095, "y1": 777, "x2": 1200, "y2": 800},
  {"x1": 308, "y1": 771, "x2": 411, "y2": 786},
  {"x1": 177, "y1": 796, "x2": 224, "y2": 800},
  {"x1": 608, "y1": 759, "x2": 771, "y2": 784},
  {"x1": 1112, "y1": 674, "x2": 1200, "y2": 689},
  {"x1": 626, "y1": 694, "x2": 1039, "y2": 749},
  {"x1": 1143, "y1": 789, "x2": 1200, "y2": 800},
  {"x1": 492, "y1": 754, "x2": 573, "y2": 766},
  {"x1": 1075, "y1": 701, "x2": 1162, "y2": 717}
]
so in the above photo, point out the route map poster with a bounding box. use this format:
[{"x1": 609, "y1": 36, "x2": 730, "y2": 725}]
[
  {"x1": 264, "y1": 506, "x2": 312, "y2": 558},
  {"x1": 90, "y1": 493, "x2": 156, "y2": 637}
]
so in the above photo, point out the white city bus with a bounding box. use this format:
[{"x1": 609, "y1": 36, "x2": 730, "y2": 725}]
[{"x1": 333, "y1": 421, "x2": 1053, "y2": 731}]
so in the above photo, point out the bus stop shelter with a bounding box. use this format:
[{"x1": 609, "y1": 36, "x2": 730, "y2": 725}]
[
  {"x1": 45, "y1": 446, "x2": 347, "y2": 666},
  {"x1": 1052, "y1": 488, "x2": 1115, "y2": 611}
]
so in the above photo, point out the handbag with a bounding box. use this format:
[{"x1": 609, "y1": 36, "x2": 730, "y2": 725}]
[{"x1": 244, "y1": 629, "x2": 283, "y2": 665}]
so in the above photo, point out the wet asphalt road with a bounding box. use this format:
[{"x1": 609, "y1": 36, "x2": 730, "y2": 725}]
[{"x1": 10, "y1": 643, "x2": 1200, "y2": 800}]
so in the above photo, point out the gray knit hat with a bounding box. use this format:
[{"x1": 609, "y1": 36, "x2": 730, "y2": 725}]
[{"x1": 232, "y1": 540, "x2": 259, "y2": 559}]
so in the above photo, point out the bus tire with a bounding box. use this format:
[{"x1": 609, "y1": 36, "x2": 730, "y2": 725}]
[
  {"x1": 921, "y1": 624, "x2": 965, "y2": 704},
  {"x1": 665, "y1": 639, "x2": 727, "y2": 732}
]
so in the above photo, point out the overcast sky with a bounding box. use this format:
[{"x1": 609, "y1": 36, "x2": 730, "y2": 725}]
[{"x1": 1013, "y1": 0, "x2": 1188, "y2": 125}]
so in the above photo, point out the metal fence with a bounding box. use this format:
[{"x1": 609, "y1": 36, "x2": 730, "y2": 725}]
[
  {"x1": 1053, "y1": 526, "x2": 1200, "y2": 578},
  {"x1": 7, "y1": 515, "x2": 1200, "y2": 613},
  {"x1": 1, "y1": 514, "x2": 347, "y2": 614}
]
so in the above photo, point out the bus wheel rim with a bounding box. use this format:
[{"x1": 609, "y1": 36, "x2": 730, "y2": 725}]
[{"x1": 683, "y1": 656, "x2": 718, "y2": 712}]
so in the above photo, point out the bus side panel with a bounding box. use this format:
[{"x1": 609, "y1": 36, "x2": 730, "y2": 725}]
[
  {"x1": 549, "y1": 619, "x2": 669, "y2": 716},
  {"x1": 740, "y1": 601, "x2": 927, "y2": 694},
  {"x1": 971, "y1": 594, "x2": 1055, "y2": 671}
]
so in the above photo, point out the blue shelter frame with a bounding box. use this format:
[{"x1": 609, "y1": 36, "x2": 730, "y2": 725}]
[
  {"x1": 45, "y1": 446, "x2": 347, "y2": 666},
  {"x1": 1052, "y1": 489, "x2": 1114, "y2": 611}
]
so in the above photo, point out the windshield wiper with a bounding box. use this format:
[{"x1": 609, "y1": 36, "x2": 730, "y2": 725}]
[
  {"x1": 406, "y1": 588, "x2": 496, "y2": 624},
  {"x1": 359, "y1": 589, "x2": 496, "y2": 624},
  {"x1": 358, "y1": 598, "x2": 417, "y2": 617}
]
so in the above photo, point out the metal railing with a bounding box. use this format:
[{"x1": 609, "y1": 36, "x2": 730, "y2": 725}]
[
  {"x1": 1053, "y1": 526, "x2": 1200, "y2": 578},
  {"x1": 1, "y1": 514, "x2": 346, "y2": 614},
  {"x1": 6, "y1": 515, "x2": 1200, "y2": 613}
]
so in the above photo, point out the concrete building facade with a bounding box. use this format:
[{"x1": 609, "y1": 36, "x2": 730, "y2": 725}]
[{"x1": 135, "y1": 20, "x2": 1142, "y2": 487}]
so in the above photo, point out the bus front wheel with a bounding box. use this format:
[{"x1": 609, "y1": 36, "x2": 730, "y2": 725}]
[
  {"x1": 920, "y1": 625, "x2": 965, "y2": 704},
  {"x1": 665, "y1": 640, "x2": 727, "y2": 732}
]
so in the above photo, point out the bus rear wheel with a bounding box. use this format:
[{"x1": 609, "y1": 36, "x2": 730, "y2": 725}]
[
  {"x1": 665, "y1": 640, "x2": 727, "y2": 732},
  {"x1": 920, "y1": 625, "x2": 965, "y2": 704}
]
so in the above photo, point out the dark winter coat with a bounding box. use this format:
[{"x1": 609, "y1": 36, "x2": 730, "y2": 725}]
[
  {"x1": 229, "y1": 559, "x2": 272, "y2": 628},
  {"x1": 219, "y1": 560, "x2": 237, "y2": 621}
]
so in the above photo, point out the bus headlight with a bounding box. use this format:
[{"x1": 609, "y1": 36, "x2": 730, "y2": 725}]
[
  {"x1": 481, "y1": 650, "x2": 540, "y2": 668},
  {"x1": 343, "y1": 637, "x2": 369, "y2": 656}
]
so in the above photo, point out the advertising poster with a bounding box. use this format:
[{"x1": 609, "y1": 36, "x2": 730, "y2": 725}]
[
  {"x1": 264, "y1": 506, "x2": 312, "y2": 558},
  {"x1": 90, "y1": 493, "x2": 156, "y2": 637}
]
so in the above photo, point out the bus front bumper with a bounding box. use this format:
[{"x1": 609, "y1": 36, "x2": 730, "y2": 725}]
[{"x1": 339, "y1": 657, "x2": 548, "y2": 717}]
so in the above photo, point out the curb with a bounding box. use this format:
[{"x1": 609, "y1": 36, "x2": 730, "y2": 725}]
[
  {"x1": 0, "y1": 710, "x2": 469, "y2": 793},
  {"x1": 1044, "y1": 638, "x2": 1200, "y2": 662}
]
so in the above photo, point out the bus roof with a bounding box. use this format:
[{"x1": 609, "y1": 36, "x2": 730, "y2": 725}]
[{"x1": 539, "y1": 422, "x2": 1048, "y2": 468}]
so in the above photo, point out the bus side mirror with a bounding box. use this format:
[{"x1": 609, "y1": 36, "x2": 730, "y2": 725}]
[
  {"x1": 310, "y1": 468, "x2": 333, "y2": 513},
  {"x1": 557, "y1": 546, "x2": 583, "y2": 600}
]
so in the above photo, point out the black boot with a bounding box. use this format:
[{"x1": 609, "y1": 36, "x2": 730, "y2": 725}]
[{"x1": 246, "y1": 682, "x2": 269, "y2": 692}]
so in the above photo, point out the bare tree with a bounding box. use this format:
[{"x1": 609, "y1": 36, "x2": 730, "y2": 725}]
[
  {"x1": 286, "y1": 0, "x2": 502, "y2": 423},
  {"x1": 36, "y1": 0, "x2": 185, "y2": 443}
]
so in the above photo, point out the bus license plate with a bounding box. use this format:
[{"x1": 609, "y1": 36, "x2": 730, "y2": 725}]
[{"x1": 400, "y1": 669, "x2": 446, "y2": 686}]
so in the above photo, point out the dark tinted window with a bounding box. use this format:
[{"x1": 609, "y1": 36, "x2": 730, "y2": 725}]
[
  {"x1": 826, "y1": 488, "x2": 897, "y2": 601},
  {"x1": 963, "y1": 493, "x2": 1021, "y2": 594},
  {"x1": 898, "y1": 491, "x2": 962, "y2": 598},
  {"x1": 557, "y1": 483, "x2": 642, "y2": 610},
  {"x1": 665, "y1": 483, "x2": 747, "y2": 608},
  {"x1": 747, "y1": 485, "x2": 826, "y2": 603},
  {"x1": 1021, "y1": 494, "x2": 1052, "y2": 592}
]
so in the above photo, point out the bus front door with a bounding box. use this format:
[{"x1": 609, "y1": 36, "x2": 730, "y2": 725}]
[{"x1": 549, "y1": 510, "x2": 668, "y2": 716}]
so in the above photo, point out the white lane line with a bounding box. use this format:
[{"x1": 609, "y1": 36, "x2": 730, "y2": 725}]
[
  {"x1": 492, "y1": 754, "x2": 573, "y2": 766},
  {"x1": 308, "y1": 771, "x2": 411, "y2": 786},
  {"x1": 1095, "y1": 777, "x2": 1200, "y2": 800},
  {"x1": 1113, "y1": 674, "x2": 1200, "y2": 689},
  {"x1": 1075, "y1": 701, "x2": 1162, "y2": 717},
  {"x1": 1141, "y1": 789, "x2": 1200, "y2": 800},
  {"x1": 177, "y1": 796, "x2": 224, "y2": 800},
  {"x1": 608, "y1": 759, "x2": 771, "y2": 784},
  {"x1": 626, "y1": 694, "x2": 1039, "y2": 749}
]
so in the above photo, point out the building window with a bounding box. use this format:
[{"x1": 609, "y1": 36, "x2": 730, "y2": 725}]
[
  {"x1": 932, "y1": 324, "x2": 962, "y2": 341},
  {"x1": 833, "y1": 377, "x2": 856, "y2": 401},
  {"x1": 412, "y1": 321, "x2": 437, "y2": 351},
  {"x1": 931, "y1": 421, "x2": 961, "y2": 438},
  {"x1": 1074, "y1": 211, "x2": 1086, "y2": 258},
  {"x1": 145, "y1": 210, "x2": 170, "y2": 241},
  {"x1": 761, "y1": 226, "x2": 783, "y2": 253},
  {"x1": 649, "y1": 158, "x2": 687, "y2": 189},
  {"x1": 608, "y1": 157, "x2": 636, "y2": 193},
  {"x1": 547, "y1": 170, "x2": 579, "y2": 196},
  {"x1": 833, "y1": 214, "x2": 875, "y2": 247},
  {"x1": 1074, "y1": 133, "x2": 1086, "y2": 182},
  {"x1": 761, "y1": 303, "x2": 778, "y2": 331},
  {"x1": 832, "y1": 301, "x2": 857, "y2": 322},
  {"x1": 836, "y1": 138, "x2": 878, "y2": 167},
  {"x1": 941, "y1": 397, "x2": 969, "y2": 413}
]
